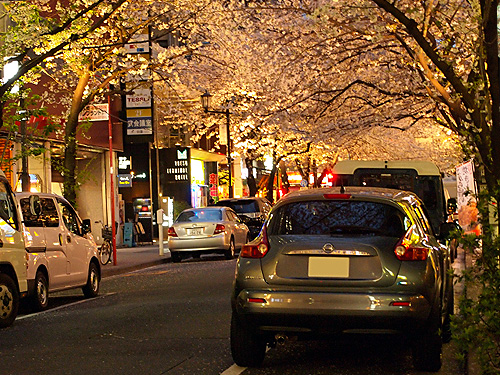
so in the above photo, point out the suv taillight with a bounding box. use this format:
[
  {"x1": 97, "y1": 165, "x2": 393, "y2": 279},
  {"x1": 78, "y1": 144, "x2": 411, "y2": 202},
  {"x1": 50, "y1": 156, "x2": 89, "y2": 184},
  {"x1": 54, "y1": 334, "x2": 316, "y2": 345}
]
[
  {"x1": 167, "y1": 227, "x2": 177, "y2": 237},
  {"x1": 214, "y1": 224, "x2": 225, "y2": 234},
  {"x1": 394, "y1": 225, "x2": 430, "y2": 261},
  {"x1": 241, "y1": 227, "x2": 270, "y2": 258}
]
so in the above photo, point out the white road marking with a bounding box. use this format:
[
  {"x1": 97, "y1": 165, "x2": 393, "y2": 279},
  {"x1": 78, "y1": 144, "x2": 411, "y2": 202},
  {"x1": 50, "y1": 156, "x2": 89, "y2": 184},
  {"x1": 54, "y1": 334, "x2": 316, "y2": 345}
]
[
  {"x1": 220, "y1": 347, "x2": 270, "y2": 374},
  {"x1": 17, "y1": 293, "x2": 116, "y2": 320},
  {"x1": 220, "y1": 364, "x2": 247, "y2": 375}
]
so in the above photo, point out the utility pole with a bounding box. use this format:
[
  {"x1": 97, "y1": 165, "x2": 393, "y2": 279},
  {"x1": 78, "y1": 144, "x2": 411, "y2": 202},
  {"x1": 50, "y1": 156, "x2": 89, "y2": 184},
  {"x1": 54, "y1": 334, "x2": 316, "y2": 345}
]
[{"x1": 19, "y1": 95, "x2": 30, "y2": 192}]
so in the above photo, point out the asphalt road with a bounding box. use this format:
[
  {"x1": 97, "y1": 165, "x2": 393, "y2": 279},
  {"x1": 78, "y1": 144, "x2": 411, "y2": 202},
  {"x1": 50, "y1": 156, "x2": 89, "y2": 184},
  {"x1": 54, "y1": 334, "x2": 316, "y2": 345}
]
[{"x1": 1, "y1": 256, "x2": 463, "y2": 375}]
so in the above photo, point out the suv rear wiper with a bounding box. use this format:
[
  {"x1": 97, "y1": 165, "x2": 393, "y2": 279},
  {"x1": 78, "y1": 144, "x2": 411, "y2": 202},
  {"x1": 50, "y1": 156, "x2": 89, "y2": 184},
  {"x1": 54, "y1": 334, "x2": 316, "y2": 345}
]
[{"x1": 329, "y1": 225, "x2": 382, "y2": 235}]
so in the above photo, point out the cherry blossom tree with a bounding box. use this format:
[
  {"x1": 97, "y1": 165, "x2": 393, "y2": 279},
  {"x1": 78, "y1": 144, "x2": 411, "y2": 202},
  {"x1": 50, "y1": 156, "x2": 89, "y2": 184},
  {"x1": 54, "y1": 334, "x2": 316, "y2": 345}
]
[{"x1": 158, "y1": 0, "x2": 462, "y2": 193}]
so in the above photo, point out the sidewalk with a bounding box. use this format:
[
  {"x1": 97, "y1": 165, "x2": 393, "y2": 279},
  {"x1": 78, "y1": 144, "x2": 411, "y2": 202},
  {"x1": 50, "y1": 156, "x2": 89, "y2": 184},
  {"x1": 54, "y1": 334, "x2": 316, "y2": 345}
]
[{"x1": 100, "y1": 243, "x2": 170, "y2": 278}]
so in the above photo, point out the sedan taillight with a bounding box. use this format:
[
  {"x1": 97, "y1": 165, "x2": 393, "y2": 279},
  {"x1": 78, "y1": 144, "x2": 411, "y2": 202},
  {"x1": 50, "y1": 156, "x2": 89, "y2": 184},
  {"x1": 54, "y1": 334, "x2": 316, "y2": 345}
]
[
  {"x1": 167, "y1": 227, "x2": 177, "y2": 237},
  {"x1": 394, "y1": 225, "x2": 429, "y2": 261},
  {"x1": 241, "y1": 227, "x2": 270, "y2": 258},
  {"x1": 214, "y1": 224, "x2": 226, "y2": 234}
]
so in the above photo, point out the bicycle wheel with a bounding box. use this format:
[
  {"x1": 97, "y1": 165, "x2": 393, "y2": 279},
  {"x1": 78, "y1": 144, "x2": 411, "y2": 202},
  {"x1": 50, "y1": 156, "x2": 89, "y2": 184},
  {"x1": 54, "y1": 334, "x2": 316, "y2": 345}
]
[{"x1": 99, "y1": 240, "x2": 112, "y2": 265}]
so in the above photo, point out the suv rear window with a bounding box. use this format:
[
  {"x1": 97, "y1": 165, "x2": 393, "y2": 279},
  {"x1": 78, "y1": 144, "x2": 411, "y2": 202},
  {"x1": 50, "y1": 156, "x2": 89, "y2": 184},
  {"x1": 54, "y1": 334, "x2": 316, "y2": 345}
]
[
  {"x1": 215, "y1": 200, "x2": 259, "y2": 214},
  {"x1": 267, "y1": 200, "x2": 408, "y2": 237}
]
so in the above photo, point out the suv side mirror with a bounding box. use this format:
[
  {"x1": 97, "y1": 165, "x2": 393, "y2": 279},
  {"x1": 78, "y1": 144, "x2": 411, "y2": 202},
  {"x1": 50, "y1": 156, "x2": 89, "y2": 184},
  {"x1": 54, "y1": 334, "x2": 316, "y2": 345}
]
[
  {"x1": 439, "y1": 221, "x2": 462, "y2": 241},
  {"x1": 82, "y1": 219, "x2": 92, "y2": 234}
]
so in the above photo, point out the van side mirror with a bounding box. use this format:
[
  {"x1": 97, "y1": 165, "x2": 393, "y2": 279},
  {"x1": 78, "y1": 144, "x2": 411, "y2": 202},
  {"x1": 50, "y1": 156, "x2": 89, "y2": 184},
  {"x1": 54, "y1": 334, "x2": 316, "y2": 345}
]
[
  {"x1": 29, "y1": 195, "x2": 41, "y2": 216},
  {"x1": 82, "y1": 219, "x2": 92, "y2": 234}
]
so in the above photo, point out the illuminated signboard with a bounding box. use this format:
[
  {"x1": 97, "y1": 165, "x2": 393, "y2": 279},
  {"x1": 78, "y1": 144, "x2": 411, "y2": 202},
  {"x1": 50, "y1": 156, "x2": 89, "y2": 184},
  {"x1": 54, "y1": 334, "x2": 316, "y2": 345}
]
[
  {"x1": 164, "y1": 148, "x2": 190, "y2": 182},
  {"x1": 191, "y1": 159, "x2": 205, "y2": 185},
  {"x1": 119, "y1": 156, "x2": 131, "y2": 170},
  {"x1": 118, "y1": 174, "x2": 133, "y2": 187}
]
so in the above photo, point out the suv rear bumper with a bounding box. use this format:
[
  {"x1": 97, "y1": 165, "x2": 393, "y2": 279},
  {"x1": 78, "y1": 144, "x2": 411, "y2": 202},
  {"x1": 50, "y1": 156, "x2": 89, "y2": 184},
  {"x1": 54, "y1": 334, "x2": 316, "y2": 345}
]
[{"x1": 233, "y1": 289, "x2": 432, "y2": 335}]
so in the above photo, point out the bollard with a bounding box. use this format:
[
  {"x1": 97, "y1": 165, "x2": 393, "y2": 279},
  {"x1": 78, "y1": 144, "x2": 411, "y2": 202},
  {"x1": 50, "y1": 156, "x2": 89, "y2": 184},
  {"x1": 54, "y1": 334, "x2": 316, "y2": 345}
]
[{"x1": 157, "y1": 208, "x2": 164, "y2": 256}]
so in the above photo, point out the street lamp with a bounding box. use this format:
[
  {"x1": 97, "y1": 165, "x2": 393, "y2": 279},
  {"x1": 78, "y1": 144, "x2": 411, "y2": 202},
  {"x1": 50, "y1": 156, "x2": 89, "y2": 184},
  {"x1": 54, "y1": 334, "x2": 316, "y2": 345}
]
[{"x1": 200, "y1": 91, "x2": 233, "y2": 198}]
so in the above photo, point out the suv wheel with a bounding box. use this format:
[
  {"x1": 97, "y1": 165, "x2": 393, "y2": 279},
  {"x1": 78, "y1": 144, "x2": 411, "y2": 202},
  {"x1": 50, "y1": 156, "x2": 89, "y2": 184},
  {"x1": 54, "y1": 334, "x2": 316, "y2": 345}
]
[
  {"x1": 412, "y1": 330, "x2": 442, "y2": 372},
  {"x1": 230, "y1": 312, "x2": 266, "y2": 367},
  {"x1": 412, "y1": 301, "x2": 443, "y2": 372},
  {"x1": 0, "y1": 273, "x2": 19, "y2": 328},
  {"x1": 442, "y1": 284, "x2": 454, "y2": 344}
]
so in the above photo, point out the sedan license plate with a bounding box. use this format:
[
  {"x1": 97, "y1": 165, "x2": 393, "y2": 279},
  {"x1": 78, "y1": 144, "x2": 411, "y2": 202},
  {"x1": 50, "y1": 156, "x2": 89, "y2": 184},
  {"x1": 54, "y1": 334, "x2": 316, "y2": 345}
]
[
  {"x1": 187, "y1": 228, "x2": 204, "y2": 236},
  {"x1": 308, "y1": 257, "x2": 349, "y2": 278}
]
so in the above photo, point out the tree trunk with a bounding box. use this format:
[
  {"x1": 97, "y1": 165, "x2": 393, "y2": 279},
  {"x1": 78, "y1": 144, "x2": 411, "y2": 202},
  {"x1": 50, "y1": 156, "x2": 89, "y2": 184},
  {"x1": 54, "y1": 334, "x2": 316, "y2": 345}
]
[
  {"x1": 481, "y1": 0, "x2": 500, "y2": 192},
  {"x1": 279, "y1": 160, "x2": 290, "y2": 195},
  {"x1": 295, "y1": 157, "x2": 310, "y2": 187},
  {"x1": 245, "y1": 157, "x2": 258, "y2": 197},
  {"x1": 266, "y1": 164, "x2": 277, "y2": 203},
  {"x1": 315, "y1": 167, "x2": 330, "y2": 188},
  {"x1": 63, "y1": 71, "x2": 91, "y2": 206}
]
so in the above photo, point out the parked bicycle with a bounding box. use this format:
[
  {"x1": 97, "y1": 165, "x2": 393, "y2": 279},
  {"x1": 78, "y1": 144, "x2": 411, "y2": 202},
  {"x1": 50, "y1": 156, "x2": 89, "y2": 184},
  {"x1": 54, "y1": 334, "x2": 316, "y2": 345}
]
[{"x1": 95, "y1": 220, "x2": 113, "y2": 265}]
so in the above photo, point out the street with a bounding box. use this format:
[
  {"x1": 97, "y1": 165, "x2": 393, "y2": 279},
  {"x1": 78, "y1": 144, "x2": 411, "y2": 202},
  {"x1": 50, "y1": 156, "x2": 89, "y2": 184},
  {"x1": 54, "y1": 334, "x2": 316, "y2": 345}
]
[{"x1": 1, "y1": 257, "x2": 462, "y2": 375}]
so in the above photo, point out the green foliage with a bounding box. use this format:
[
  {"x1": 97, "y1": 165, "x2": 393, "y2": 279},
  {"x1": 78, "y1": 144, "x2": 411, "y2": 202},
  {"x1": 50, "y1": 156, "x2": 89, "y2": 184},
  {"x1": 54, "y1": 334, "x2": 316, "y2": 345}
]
[
  {"x1": 173, "y1": 200, "x2": 191, "y2": 220},
  {"x1": 452, "y1": 188, "x2": 500, "y2": 374},
  {"x1": 0, "y1": 90, "x2": 60, "y2": 170}
]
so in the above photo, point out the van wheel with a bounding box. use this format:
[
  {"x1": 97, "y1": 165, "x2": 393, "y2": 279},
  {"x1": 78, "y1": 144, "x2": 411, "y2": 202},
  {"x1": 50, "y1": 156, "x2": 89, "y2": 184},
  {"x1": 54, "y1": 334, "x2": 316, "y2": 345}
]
[
  {"x1": 32, "y1": 271, "x2": 49, "y2": 311},
  {"x1": 231, "y1": 312, "x2": 266, "y2": 367},
  {"x1": 82, "y1": 263, "x2": 100, "y2": 298},
  {"x1": 0, "y1": 273, "x2": 19, "y2": 328}
]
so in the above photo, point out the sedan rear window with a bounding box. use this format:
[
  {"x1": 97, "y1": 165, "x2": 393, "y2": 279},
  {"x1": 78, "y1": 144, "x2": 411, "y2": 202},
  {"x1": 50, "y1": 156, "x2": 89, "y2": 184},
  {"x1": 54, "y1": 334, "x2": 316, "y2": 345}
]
[
  {"x1": 268, "y1": 200, "x2": 407, "y2": 237},
  {"x1": 176, "y1": 210, "x2": 222, "y2": 222}
]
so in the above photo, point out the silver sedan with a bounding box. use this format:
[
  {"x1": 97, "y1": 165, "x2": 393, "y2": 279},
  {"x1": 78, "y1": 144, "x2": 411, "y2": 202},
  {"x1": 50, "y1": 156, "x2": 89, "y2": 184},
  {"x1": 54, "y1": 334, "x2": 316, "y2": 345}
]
[{"x1": 168, "y1": 206, "x2": 249, "y2": 262}]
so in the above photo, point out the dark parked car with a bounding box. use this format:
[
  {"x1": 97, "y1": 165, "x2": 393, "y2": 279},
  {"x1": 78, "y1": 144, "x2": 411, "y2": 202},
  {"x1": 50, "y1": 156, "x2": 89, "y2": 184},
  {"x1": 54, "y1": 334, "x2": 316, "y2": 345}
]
[
  {"x1": 231, "y1": 187, "x2": 454, "y2": 372},
  {"x1": 215, "y1": 197, "x2": 272, "y2": 240}
]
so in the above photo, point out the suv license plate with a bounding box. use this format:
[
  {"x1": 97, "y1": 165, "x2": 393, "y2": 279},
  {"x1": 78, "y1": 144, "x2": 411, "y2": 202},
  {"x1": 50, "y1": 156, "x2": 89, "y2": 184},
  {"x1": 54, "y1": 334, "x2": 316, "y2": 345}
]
[{"x1": 308, "y1": 257, "x2": 349, "y2": 278}]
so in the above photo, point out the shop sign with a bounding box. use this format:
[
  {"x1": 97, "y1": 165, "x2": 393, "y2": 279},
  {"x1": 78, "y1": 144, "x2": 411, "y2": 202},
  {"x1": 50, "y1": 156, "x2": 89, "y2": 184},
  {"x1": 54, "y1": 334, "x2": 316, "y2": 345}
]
[
  {"x1": 126, "y1": 88, "x2": 151, "y2": 108},
  {"x1": 125, "y1": 34, "x2": 149, "y2": 53},
  {"x1": 118, "y1": 156, "x2": 131, "y2": 170},
  {"x1": 126, "y1": 108, "x2": 152, "y2": 135},
  {"x1": 118, "y1": 174, "x2": 133, "y2": 187},
  {"x1": 456, "y1": 160, "x2": 477, "y2": 209},
  {"x1": 209, "y1": 173, "x2": 218, "y2": 197},
  {"x1": 164, "y1": 148, "x2": 190, "y2": 182},
  {"x1": 191, "y1": 159, "x2": 205, "y2": 185},
  {"x1": 79, "y1": 103, "x2": 109, "y2": 122}
]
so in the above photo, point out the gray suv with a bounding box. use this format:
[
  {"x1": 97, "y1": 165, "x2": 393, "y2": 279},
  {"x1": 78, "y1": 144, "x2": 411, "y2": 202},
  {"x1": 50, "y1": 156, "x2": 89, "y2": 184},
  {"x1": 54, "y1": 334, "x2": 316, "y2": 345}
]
[{"x1": 231, "y1": 187, "x2": 453, "y2": 372}]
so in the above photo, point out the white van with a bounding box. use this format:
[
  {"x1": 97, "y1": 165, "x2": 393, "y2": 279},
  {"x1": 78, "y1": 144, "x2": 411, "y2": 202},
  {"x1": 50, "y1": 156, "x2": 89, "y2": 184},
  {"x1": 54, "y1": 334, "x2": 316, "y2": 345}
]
[
  {"x1": 0, "y1": 170, "x2": 28, "y2": 328},
  {"x1": 17, "y1": 192, "x2": 101, "y2": 311},
  {"x1": 332, "y1": 160, "x2": 449, "y2": 236}
]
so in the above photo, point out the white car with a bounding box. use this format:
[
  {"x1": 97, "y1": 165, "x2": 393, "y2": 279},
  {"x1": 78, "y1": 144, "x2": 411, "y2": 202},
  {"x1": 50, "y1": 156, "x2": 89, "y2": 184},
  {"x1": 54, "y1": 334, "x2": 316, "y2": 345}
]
[
  {"x1": 17, "y1": 192, "x2": 101, "y2": 311},
  {"x1": 0, "y1": 170, "x2": 28, "y2": 328},
  {"x1": 168, "y1": 206, "x2": 249, "y2": 262}
]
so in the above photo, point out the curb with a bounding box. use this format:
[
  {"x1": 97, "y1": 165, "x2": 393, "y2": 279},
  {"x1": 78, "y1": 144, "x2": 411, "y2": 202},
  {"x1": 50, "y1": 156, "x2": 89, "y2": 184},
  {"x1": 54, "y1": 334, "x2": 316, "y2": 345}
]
[{"x1": 101, "y1": 257, "x2": 170, "y2": 278}]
